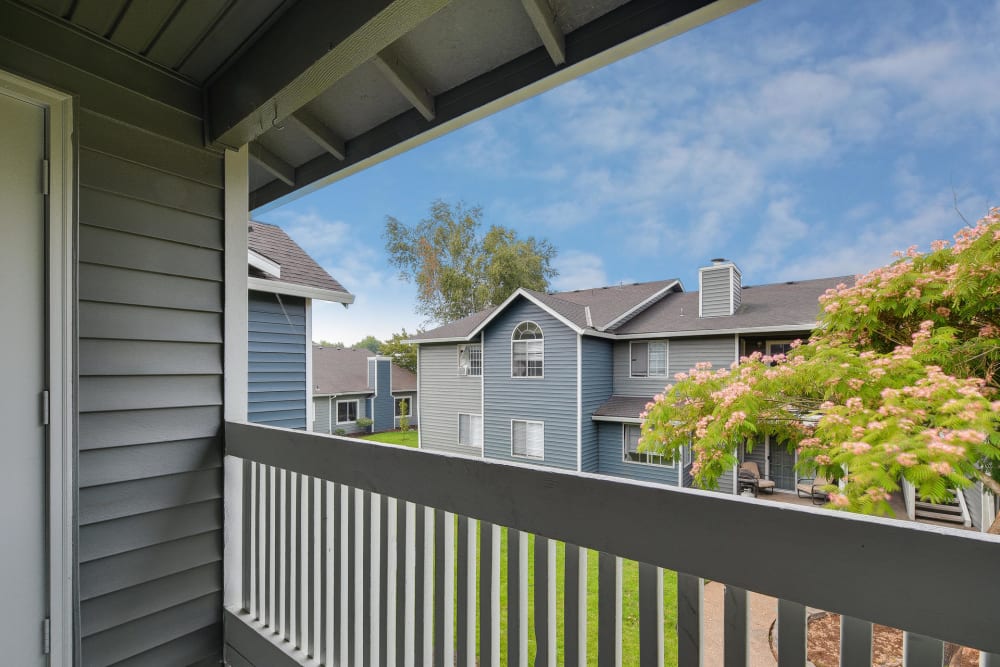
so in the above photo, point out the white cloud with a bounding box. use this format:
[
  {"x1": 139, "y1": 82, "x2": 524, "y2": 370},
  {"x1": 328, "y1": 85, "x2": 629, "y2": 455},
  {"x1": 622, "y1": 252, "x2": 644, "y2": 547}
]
[{"x1": 551, "y1": 251, "x2": 608, "y2": 291}]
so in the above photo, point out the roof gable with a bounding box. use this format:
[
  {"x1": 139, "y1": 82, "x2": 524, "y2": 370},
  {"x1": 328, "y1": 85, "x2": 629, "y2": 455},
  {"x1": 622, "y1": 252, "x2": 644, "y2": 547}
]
[{"x1": 248, "y1": 221, "x2": 354, "y2": 303}]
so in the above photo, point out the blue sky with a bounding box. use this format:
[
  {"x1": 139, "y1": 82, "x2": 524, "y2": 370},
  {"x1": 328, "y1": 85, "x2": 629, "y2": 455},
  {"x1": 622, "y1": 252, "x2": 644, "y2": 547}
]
[{"x1": 257, "y1": 0, "x2": 1000, "y2": 345}]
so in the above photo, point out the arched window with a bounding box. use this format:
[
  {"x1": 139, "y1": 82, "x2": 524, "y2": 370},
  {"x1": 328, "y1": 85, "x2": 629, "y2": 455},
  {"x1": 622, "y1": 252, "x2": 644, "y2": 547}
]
[{"x1": 511, "y1": 321, "x2": 543, "y2": 377}]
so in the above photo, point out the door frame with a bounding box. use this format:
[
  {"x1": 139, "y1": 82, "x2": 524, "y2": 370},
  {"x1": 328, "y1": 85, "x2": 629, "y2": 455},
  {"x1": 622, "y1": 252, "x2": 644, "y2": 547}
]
[{"x1": 0, "y1": 69, "x2": 75, "y2": 666}]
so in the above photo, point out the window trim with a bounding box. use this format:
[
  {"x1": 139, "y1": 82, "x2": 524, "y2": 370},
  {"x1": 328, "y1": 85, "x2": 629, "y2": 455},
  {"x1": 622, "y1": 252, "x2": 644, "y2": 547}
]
[
  {"x1": 457, "y1": 412, "x2": 483, "y2": 448},
  {"x1": 511, "y1": 321, "x2": 544, "y2": 379},
  {"x1": 765, "y1": 339, "x2": 795, "y2": 356},
  {"x1": 393, "y1": 396, "x2": 411, "y2": 418},
  {"x1": 335, "y1": 399, "x2": 360, "y2": 424},
  {"x1": 457, "y1": 343, "x2": 482, "y2": 376},
  {"x1": 622, "y1": 423, "x2": 676, "y2": 468},
  {"x1": 629, "y1": 340, "x2": 668, "y2": 378},
  {"x1": 510, "y1": 419, "x2": 545, "y2": 460}
]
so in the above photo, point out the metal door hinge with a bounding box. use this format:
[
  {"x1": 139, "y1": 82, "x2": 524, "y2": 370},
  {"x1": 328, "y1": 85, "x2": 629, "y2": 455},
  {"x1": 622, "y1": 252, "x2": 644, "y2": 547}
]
[
  {"x1": 41, "y1": 159, "x2": 49, "y2": 195},
  {"x1": 41, "y1": 390, "x2": 50, "y2": 426},
  {"x1": 42, "y1": 617, "x2": 50, "y2": 655}
]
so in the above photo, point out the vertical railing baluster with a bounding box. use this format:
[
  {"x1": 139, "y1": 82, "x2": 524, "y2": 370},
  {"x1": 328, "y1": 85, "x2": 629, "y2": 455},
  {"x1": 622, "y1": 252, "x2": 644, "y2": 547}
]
[
  {"x1": 339, "y1": 485, "x2": 349, "y2": 667},
  {"x1": 413, "y1": 504, "x2": 425, "y2": 666},
  {"x1": 676, "y1": 573, "x2": 703, "y2": 667},
  {"x1": 362, "y1": 491, "x2": 373, "y2": 667},
  {"x1": 422, "y1": 506, "x2": 435, "y2": 667},
  {"x1": 255, "y1": 463, "x2": 264, "y2": 622},
  {"x1": 903, "y1": 632, "x2": 944, "y2": 667},
  {"x1": 433, "y1": 510, "x2": 455, "y2": 666},
  {"x1": 777, "y1": 599, "x2": 806, "y2": 667},
  {"x1": 564, "y1": 544, "x2": 587, "y2": 667},
  {"x1": 379, "y1": 494, "x2": 390, "y2": 667},
  {"x1": 480, "y1": 521, "x2": 500, "y2": 667},
  {"x1": 397, "y1": 501, "x2": 409, "y2": 666},
  {"x1": 639, "y1": 563, "x2": 663, "y2": 667},
  {"x1": 266, "y1": 465, "x2": 274, "y2": 629},
  {"x1": 534, "y1": 536, "x2": 556, "y2": 666},
  {"x1": 283, "y1": 470, "x2": 293, "y2": 641},
  {"x1": 598, "y1": 552, "x2": 622, "y2": 667},
  {"x1": 839, "y1": 615, "x2": 871, "y2": 667},
  {"x1": 347, "y1": 487, "x2": 357, "y2": 666},
  {"x1": 242, "y1": 459, "x2": 252, "y2": 614},
  {"x1": 723, "y1": 585, "x2": 748, "y2": 667},
  {"x1": 507, "y1": 528, "x2": 528, "y2": 667},
  {"x1": 307, "y1": 477, "x2": 316, "y2": 657},
  {"x1": 294, "y1": 473, "x2": 303, "y2": 650},
  {"x1": 321, "y1": 481, "x2": 330, "y2": 665},
  {"x1": 456, "y1": 516, "x2": 475, "y2": 667}
]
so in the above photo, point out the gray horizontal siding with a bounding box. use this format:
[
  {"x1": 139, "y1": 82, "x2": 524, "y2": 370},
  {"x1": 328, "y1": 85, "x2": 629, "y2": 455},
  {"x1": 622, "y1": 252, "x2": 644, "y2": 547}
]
[
  {"x1": 2, "y1": 21, "x2": 229, "y2": 663},
  {"x1": 581, "y1": 337, "x2": 613, "y2": 473},
  {"x1": 313, "y1": 395, "x2": 332, "y2": 433},
  {"x1": 324, "y1": 394, "x2": 371, "y2": 435},
  {"x1": 248, "y1": 291, "x2": 307, "y2": 429},
  {"x1": 596, "y1": 422, "x2": 678, "y2": 486},
  {"x1": 963, "y1": 483, "x2": 983, "y2": 531},
  {"x1": 371, "y1": 359, "x2": 395, "y2": 431},
  {"x1": 483, "y1": 299, "x2": 577, "y2": 470},
  {"x1": 700, "y1": 266, "x2": 732, "y2": 317},
  {"x1": 669, "y1": 335, "x2": 737, "y2": 377},
  {"x1": 418, "y1": 342, "x2": 482, "y2": 456},
  {"x1": 612, "y1": 340, "x2": 672, "y2": 397}
]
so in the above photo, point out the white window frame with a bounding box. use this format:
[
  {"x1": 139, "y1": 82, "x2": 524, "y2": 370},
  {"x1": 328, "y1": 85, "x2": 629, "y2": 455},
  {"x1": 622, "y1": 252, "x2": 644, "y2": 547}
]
[
  {"x1": 511, "y1": 321, "x2": 544, "y2": 378},
  {"x1": 394, "y1": 396, "x2": 411, "y2": 417},
  {"x1": 336, "y1": 399, "x2": 360, "y2": 424},
  {"x1": 457, "y1": 343, "x2": 482, "y2": 376},
  {"x1": 511, "y1": 419, "x2": 545, "y2": 460},
  {"x1": 766, "y1": 339, "x2": 795, "y2": 356},
  {"x1": 629, "y1": 340, "x2": 668, "y2": 378},
  {"x1": 622, "y1": 423, "x2": 675, "y2": 468},
  {"x1": 457, "y1": 413, "x2": 483, "y2": 448}
]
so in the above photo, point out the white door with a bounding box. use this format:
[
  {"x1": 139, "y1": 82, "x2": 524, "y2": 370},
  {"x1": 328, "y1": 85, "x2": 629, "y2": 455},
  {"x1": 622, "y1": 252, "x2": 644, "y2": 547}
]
[{"x1": 0, "y1": 88, "x2": 48, "y2": 665}]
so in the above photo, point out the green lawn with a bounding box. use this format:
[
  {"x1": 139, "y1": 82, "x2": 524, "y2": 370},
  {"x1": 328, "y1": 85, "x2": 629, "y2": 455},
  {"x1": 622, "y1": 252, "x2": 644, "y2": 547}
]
[
  {"x1": 360, "y1": 430, "x2": 419, "y2": 448},
  {"x1": 481, "y1": 529, "x2": 678, "y2": 665}
]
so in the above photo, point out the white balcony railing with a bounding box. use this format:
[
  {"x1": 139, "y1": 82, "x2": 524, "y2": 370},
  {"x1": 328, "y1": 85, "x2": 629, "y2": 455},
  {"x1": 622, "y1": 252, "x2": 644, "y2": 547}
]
[{"x1": 223, "y1": 421, "x2": 1000, "y2": 667}]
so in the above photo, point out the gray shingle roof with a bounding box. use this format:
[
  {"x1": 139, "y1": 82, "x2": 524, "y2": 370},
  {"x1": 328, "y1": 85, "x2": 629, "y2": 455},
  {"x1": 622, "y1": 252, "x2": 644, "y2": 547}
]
[
  {"x1": 312, "y1": 346, "x2": 417, "y2": 395},
  {"x1": 543, "y1": 279, "x2": 681, "y2": 329},
  {"x1": 248, "y1": 221, "x2": 350, "y2": 295},
  {"x1": 593, "y1": 395, "x2": 654, "y2": 420},
  {"x1": 610, "y1": 276, "x2": 852, "y2": 335},
  {"x1": 408, "y1": 307, "x2": 496, "y2": 341}
]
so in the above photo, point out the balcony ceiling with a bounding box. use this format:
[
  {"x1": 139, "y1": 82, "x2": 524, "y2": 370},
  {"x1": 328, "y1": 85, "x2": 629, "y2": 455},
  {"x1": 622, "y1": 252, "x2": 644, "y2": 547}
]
[{"x1": 15, "y1": 0, "x2": 754, "y2": 211}]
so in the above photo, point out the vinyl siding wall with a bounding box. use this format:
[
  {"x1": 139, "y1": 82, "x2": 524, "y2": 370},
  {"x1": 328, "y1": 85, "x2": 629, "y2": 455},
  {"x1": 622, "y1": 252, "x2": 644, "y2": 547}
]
[
  {"x1": 580, "y1": 337, "x2": 613, "y2": 473},
  {"x1": 669, "y1": 335, "x2": 737, "y2": 376},
  {"x1": 700, "y1": 265, "x2": 734, "y2": 317},
  {"x1": 596, "y1": 422, "x2": 678, "y2": 486},
  {"x1": 313, "y1": 395, "x2": 331, "y2": 433},
  {"x1": 418, "y1": 341, "x2": 482, "y2": 456},
  {"x1": 611, "y1": 340, "x2": 673, "y2": 397},
  {"x1": 963, "y1": 483, "x2": 984, "y2": 531},
  {"x1": 483, "y1": 299, "x2": 577, "y2": 470},
  {"x1": 247, "y1": 291, "x2": 306, "y2": 429},
  {"x1": 370, "y1": 358, "x2": 395, "y2": 431}
]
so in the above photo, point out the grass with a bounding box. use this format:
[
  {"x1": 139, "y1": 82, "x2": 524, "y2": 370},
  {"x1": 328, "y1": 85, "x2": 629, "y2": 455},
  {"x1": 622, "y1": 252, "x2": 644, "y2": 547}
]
[
  {"x1": 360, "y1": 429, "x2": 419, "y2": 448},
  {"x1": 479, "y1": 529, "x2": 678, "y2": 665}
]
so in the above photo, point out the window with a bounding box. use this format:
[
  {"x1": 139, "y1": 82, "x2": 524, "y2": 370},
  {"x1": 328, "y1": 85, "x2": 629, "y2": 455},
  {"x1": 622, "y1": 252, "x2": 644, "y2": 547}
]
[
  {"x1": 394, "y1": 397, "x2": 410, "y2": 417},
  {"x1": 767, "y1": 340, "x2": 795, "y2": 356},
  {"x1": 336, "y1": 400, "x2": 359, "y2": 424},
  {"x1": 511, "y1": 321, "x2": 543, "y2": 377},
  {"x1": 511, "y1": 420, "x2": 544, "y2": 459},
  {"x1": 630, "y1": 341, "x2": 667, "y2": 377},
  {"x1": 623, "y1": 423, "x2": 674, "y2": 466},
  {"x1": 458, "y1": 413, "x2": 483, "y2": 447},
  {"x1": 458, "y1": 343, "x2": 482, "y2": 376}
]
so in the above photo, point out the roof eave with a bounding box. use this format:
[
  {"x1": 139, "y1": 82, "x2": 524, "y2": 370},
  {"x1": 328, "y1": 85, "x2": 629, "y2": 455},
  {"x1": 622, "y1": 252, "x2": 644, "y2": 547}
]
[
  {"x1": 600, "y1": 279, "x2": 682, "y2": 332},
  {"x1": 248, "y1": 276, "x2": 355, "y2": 304}
]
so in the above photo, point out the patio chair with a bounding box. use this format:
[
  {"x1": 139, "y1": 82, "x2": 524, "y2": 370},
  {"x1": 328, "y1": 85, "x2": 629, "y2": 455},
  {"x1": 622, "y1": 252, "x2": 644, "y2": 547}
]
[
  {"x1": 796, "y1": 476, "x2": 830, "y2": 504},
  {"x1": 739, "y1": 461, "x2": 775, "y2": 494}
]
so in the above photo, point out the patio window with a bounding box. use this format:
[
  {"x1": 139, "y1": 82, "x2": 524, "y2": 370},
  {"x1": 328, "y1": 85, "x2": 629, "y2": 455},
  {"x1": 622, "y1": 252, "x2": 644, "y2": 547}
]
[
  {"x1": 458, "y1": 343, "x2": 482, "y2": 376},
  {"x1": 336, "y1": 400, "x2": 359, "y2": 424},
  {"x1": 630, "y1": 341, "x2": 667, "y2": 377},
  {"x1": 623, "y1": 423, "x2": 674, "y2": 466},
  {"x1": 458, "y1": 413, "x2": 483, "y2": 447},
  {"x1": 511, "y1": 322, "x2": 543, "y2": 377},
  {"x1": 512, "y1": 419, "x2": 544, "y2": 459},
  {"x1": 767, "y1": 339, "x2": 795, "y2": 356}
]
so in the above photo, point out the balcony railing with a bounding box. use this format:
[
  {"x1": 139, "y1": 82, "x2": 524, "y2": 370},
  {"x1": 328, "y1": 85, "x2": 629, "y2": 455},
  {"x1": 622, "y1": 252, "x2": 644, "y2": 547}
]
[{"x1": 223, "y1": 421, "x2": 1000, "y2": 666}]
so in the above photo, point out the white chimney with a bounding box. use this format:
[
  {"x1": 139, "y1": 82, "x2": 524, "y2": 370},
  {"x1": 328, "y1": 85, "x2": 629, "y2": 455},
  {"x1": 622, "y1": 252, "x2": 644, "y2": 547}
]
[{"x1": 699, "y1": 258, "x2": 741, "y2": 317}]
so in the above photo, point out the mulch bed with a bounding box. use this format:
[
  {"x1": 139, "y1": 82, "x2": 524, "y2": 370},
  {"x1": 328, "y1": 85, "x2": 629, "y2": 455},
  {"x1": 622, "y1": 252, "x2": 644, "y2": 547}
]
[{"x1": 771, "y1": 612, "x2": 979, "y2": 666}]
